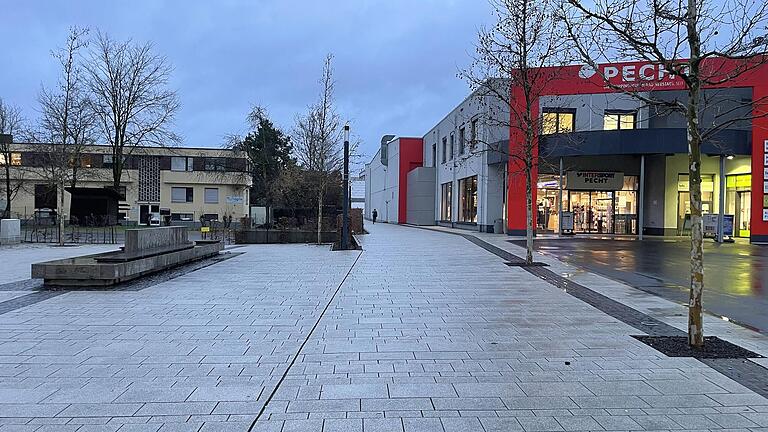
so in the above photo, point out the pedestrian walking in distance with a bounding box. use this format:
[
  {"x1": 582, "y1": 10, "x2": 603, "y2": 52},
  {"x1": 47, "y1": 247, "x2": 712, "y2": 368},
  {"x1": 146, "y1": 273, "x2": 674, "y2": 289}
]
[{"x1": 372, "y1": 209, "x2": 378, "y2": 224}]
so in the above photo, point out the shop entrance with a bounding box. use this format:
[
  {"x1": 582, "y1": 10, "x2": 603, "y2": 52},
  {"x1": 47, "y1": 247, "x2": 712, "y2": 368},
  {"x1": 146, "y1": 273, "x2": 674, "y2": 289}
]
[
  {"x1": 570, "y1": 191, "x2": 614, "y2": 234},
  {"x1": 536, "y1": 174, "x2": 638, "y2": 235},
  {"x1": 736, "y1": 191, "x2": 751, "y2": 237}
]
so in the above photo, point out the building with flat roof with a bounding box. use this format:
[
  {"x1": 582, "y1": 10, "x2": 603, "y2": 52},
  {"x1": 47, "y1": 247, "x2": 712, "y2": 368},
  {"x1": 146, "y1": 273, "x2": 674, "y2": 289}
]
[
  {"x1": 0, "y1": 141, "x2": 251, "y2": 226},
  {"x1": 364, "y1": 58, "x2": 768, "y2": 242}
]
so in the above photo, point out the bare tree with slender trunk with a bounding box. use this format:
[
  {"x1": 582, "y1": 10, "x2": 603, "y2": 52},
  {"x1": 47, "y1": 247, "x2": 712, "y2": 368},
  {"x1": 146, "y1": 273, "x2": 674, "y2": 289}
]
[
  {"x1": 38, "y1": 26, "x2": 95, "y2": 245},
  {"x1": 84, "y1": 31, "x2": 180, "y2": 189},
  {"x1": 461, "y1": 0, "x2": 569, "y2": 264},
  {"x1": 0, "y1": 99, "x2": 26, "y2": 219},
  {"x1": 293, "y1": 54, "x2": 344, "y2": 244},
  {"x1": 562, "y1": 0, "x2": 768, "y2": 346}
]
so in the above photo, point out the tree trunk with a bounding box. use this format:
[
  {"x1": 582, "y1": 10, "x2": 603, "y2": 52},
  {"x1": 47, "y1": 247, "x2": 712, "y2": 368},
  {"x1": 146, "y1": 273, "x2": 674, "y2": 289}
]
[
  {"x1": 3, "y1": 164, "x2": 10, "y2": 219},
  {"x1": 317, "y1": 191, "x2": 323, "y2": 244},
  {"x1": 525, "y1": 165, "x2": 534, "y2": 264},
  {"x1": 686, "y1": 0, "x2": 704, "y2": 348},
  {"x1": 58, "y1": 180, "x2": 65, "y2": 246}
]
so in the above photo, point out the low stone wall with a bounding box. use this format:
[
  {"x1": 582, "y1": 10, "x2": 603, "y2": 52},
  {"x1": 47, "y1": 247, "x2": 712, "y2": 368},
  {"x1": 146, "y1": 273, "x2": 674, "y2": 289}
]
[
  {"x1": 125, "y1": 226, "x2": 191, "y2": 254},
  {"x1": 31, "y1": 240, "x2": 223, "y2": 287},
  {"x1": 235, "y1": 230, "x2": 337, "y2": 244}
]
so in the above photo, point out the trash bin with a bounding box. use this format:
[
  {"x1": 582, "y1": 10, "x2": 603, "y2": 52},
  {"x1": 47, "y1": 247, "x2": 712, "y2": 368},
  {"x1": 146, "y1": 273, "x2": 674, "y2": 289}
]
[{"x1": 494, "y1": 218, "x2": 503, "y2": 234}]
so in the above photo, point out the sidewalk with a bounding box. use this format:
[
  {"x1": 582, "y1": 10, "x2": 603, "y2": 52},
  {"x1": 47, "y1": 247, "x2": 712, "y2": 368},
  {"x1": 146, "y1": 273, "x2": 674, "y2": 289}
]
[{"x1": 0, "y1": 224, "x2": 767, "y2": 431}]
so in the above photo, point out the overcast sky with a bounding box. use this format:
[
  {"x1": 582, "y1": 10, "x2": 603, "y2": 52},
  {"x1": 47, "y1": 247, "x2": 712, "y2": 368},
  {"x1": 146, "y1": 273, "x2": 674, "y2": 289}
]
[{"x1": 0, "y1": 1, "x2": 492, "y2": 168}]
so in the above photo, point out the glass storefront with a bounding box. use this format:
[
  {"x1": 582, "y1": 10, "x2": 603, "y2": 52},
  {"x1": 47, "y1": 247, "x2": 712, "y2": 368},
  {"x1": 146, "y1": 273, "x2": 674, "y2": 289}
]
[
  {"x1": 676, "y1": 174, "x2": 714, "y2": 235},
  {"x1": 726, "y1": 174, "x2": 751, "y2": 238},
  {"x1": 458, "y1": 175, "x2": 478, "y2": 223},
  {"x1": 536, "y1": 175, "x2": 638, "y2": 234}
]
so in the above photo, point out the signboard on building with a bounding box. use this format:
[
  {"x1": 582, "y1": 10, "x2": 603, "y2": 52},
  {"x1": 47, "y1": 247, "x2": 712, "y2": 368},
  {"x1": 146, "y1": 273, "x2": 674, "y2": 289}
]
[
  {"x1": 226, "y1": 196, "x2": 244, "y2": 204},
  {"x1": 566, "y1": 171, "x2": 624, "y2": 191}
]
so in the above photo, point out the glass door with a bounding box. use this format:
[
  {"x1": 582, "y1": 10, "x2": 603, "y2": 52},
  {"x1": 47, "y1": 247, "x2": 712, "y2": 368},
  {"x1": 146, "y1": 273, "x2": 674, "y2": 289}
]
[
  {"x1": 737, "y1": 191, "x2": 751, "y2": 237},
  {"x1": 592, "y1": 191, "x2": 614, "y2": 234},
  {"x1": 569, "y1": 191, "x2": 591, "y2": 233}
]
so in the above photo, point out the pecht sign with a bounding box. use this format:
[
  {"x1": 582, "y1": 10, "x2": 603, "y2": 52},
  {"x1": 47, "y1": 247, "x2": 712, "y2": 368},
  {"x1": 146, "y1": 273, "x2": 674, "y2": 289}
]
[{"x1": 567, "y1": 171, "x2": 625, "y2": 191}]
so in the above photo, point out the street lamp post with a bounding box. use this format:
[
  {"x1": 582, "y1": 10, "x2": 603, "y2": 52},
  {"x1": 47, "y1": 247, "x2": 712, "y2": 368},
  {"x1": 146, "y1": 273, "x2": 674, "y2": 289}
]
[{"x1": 342, "y1": 124, "x2": 350, "y2": 250}]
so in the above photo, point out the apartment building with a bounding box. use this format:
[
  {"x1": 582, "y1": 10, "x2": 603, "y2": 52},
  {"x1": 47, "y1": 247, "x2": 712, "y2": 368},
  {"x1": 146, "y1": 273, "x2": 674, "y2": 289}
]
[{"x1": 0, "y1": 141, "x2": 251, "y2": 226}]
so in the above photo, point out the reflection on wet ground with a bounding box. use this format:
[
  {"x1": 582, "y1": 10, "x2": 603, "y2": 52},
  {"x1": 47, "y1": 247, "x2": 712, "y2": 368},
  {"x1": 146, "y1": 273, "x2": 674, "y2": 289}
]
[{"x1": 513, "y1": 238, "x2": 768, "y2": 332}]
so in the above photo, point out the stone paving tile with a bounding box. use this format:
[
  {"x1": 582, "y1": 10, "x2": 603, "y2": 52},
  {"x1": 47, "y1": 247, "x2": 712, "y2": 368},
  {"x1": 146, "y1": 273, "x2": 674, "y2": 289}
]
[{"x1": 3, "y1": 224, "x2": 768, "y2": 431}]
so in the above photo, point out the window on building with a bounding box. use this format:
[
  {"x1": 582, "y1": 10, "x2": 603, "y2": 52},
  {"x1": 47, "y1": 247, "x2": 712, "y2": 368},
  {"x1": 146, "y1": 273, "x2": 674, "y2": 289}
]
[
  {"x1": 541, "y1": 110, "x2": 575, "y2": 134},
  {"x1": 171, "y1": 187, "x2": 194, "y2": 203},
  {"x1": 79, "y1": 155, "x2": 92, "y2": 168},
  {"x1": 440, "y1": 182, "x2": 452, "y2": 221},
  {"x1": 0, "y1": 152, "x2": 22, "y2": 166},
  {"x1": 202, "y1": 213, "x2": 219, "y2": 222},
  {"x1": 171, "y1": 156, "x2": 193, "y2": 171},
  {"x1": 449, "y1": 133, "x2": 455, "y2": 160},
  {"x1": 441, "y1": 137, "x2": 447, "y2": 164},
  {"x1": 103, "y1": 154, "x2": 113, "y2": 168},
  {"x1": 458, "y1": 175, "x2": 478, "y2": 223},
  {"x1": 204, "y1": 187, "x2": 219, "y2": 204},
  {"x1": 171, "y1": 213, "x2": 194, "y2": 221},
  {"x1": 204, "y1": 158, "x2": 226, "y2": 171},
  {"x1": 459, "y1": 127, "x2": 466, "y2": 155},
  {"x1": 34, "y1": 184, "x2": 57, "y2": 209},
  {"x1": 470, "y1": 119, "x2": 479, "y2": 149},
  {"x1": 604, "y1": 111, "x2": 636, "y2": 130}
]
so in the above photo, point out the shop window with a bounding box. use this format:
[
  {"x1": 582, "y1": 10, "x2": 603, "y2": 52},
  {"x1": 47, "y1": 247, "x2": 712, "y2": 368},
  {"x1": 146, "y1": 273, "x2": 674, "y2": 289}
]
[
  {"x1": 171, "y1": 156, "x2": 193, "y2": 171},
  {"x1": 726, "y1": 174, "x2": 752, "y2": 237},
  {"x1": 440, "y1": 182, "x2": 452, "y2": 221},
  {"x1": 459, "y1": 127, "x2": 466, "y2": 155},
  {"x1": 204, "y1": 187, "x2": 219, "y2": 204},
  {"x1": 677, "y1": 174, "x2": 715, "y2": 234},
  {"x1": 542, "y1": 109, "x2": 575, "y2": 135},
  {"x1": 0, "y1": 152, "x2": 22, "y2": 166},
  {"x1": 458, "y1": 175, "x2": 478, "y2": 223},
  {"x1": 171, "y1": 187, "x2": 194, "y2": 203},
  {"x1": 604, "y1": 111, "x2": 636, "y2": 130}
]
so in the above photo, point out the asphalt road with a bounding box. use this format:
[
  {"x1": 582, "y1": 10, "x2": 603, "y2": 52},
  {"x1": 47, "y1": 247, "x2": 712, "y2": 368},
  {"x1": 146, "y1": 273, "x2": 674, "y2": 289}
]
[{"x1": 513, "y1": 237, "x2": 768, "y2": 333}]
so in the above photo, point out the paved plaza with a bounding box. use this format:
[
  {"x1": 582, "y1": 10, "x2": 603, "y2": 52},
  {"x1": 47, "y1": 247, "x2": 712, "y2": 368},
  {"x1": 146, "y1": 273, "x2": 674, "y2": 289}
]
[{"x1": 1, "y1": 224, "x2": 768, "y2": 431}]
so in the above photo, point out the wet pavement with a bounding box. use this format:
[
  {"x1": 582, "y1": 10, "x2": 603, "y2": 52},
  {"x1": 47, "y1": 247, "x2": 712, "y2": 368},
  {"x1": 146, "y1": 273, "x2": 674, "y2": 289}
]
[{"x1": 513, "y1": 237, "x2": 768, "y2": 333}]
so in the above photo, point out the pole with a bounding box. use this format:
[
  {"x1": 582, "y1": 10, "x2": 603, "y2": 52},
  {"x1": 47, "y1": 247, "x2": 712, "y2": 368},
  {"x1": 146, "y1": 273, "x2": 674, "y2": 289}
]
[
  {"x1": 718, "y1": 154, "x2": 725, "y2": 243},
  {"x1": 639, "y1": 155, "x2": 645, "y2": 240},
  {"x1": 558, "y1": 157, "x2": 563, "y2": 235},
  {"x1": 342, "y1": 124, "x2": 350, "y2": 250}
]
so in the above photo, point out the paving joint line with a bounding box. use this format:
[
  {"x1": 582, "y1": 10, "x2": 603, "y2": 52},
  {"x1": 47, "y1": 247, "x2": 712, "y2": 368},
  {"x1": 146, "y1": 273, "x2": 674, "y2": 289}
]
[{"x1": 247, "y1": 249, "x2": 364, "y2": 432}]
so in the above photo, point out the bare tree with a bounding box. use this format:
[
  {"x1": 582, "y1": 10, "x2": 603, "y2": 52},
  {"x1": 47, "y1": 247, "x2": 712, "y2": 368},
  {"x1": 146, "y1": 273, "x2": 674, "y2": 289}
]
[
  {"x1": 84, "y1": 31, "x2": 180, "y2": 189},
  {"x1": 0, "y1": 99, "x2": 26, "y2": 219},
  {"x1": 293, "y1": 54, "x2": 344, "y2": 243},
  {"x1": 38, "y1": 27, "x2": 95, "y2": 245},
  {"x1": 461, "y1": 0, "x2": 569, "y2": 264},
  {"x1": 563, "y1": 0, "x2": 768, "y2": 346}
]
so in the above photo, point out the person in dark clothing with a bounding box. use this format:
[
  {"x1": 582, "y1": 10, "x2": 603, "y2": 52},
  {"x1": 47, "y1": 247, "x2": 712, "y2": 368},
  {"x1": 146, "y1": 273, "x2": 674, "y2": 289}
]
[{"x1": 372, "y1": 209, "x2": 378, "y2": 224}]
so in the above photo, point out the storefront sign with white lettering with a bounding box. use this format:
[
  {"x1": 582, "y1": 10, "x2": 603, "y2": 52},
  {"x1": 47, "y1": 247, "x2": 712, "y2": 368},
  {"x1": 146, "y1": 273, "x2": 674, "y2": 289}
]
[{"x1": 566, "y1": 171, "x2": 624, "y2": 191}]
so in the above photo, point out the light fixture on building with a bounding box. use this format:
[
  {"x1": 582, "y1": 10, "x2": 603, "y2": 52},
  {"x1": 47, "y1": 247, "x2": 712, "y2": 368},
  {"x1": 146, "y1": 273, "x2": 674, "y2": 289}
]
[{"x1": 726, "y1": 155, "x2": 734, "y2": 160}]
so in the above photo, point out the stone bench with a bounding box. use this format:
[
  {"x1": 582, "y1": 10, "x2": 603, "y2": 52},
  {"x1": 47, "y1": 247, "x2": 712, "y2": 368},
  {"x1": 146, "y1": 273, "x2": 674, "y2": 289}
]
[{"x1": 31, "y1": 226, "x2": 222, "y2": 287}]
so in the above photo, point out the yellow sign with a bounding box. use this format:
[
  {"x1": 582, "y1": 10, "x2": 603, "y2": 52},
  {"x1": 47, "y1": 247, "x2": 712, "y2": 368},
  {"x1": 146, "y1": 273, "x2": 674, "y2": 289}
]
[{"x1": 201, "y1": 227, "x2": 210, "y2": 233}]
